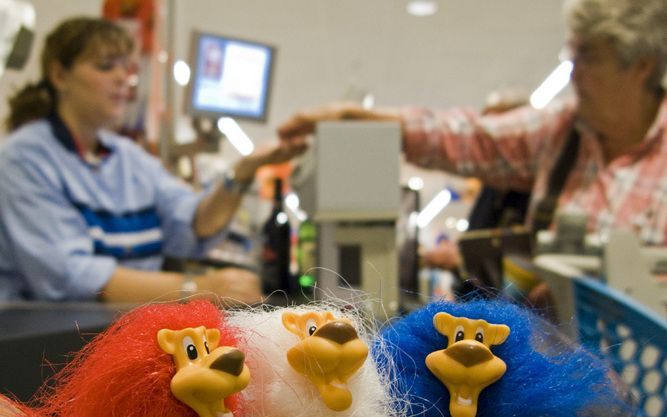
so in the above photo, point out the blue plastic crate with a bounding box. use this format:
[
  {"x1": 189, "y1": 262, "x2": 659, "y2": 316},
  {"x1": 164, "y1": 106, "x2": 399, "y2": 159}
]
[{"x1": 574, "y1": 277, "x2": 667, "y2": 417}]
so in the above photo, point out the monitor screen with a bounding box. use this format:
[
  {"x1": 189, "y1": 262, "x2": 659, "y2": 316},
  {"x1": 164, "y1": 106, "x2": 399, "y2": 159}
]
[{"x1": 187, "y1": 31, "x2": 275, "y2": 121}]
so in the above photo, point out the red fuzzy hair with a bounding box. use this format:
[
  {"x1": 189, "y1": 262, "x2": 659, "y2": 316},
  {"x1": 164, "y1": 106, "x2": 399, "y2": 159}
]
[{"x1": 30, "y1": 300, "x2": 241, "y2": 417}]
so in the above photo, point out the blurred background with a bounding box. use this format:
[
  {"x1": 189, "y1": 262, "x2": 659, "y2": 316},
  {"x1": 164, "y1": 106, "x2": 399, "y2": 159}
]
[{"x1": 0, "y1": 0, "x2": 566, "y2": 239}]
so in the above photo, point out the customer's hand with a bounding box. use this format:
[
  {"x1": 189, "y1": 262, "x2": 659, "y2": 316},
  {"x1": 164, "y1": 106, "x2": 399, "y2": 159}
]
[
  {"x1": 277, "y1": 102, "x2": 359, "y2": 141},
  {"x1": 482, "y1": 87, "x2": 529, "y2": 115},
  {"x1": 198, "y1": 267, "x2": 263, "y2": 306},
  {"x1": 277, "y1": 102, "x2": 402, "y2": 143}
]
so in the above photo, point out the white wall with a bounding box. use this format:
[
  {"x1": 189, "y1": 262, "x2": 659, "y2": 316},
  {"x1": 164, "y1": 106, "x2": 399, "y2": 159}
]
[{"x1": 170, "y1": 0, "x2": 565, "y2": 145}]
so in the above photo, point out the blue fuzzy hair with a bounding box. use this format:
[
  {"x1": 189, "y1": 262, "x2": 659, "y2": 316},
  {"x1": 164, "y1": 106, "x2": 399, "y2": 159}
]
[{"x1": 374, "y1": 299, "x2": 635, "y2": 417}]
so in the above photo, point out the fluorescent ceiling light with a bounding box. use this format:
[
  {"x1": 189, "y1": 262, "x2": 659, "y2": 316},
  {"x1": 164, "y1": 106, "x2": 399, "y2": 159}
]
[
  {"x1": 417, "y1": 189, "x2": 451, "y2": 228},
  {"x1": 217, "y1": 117, "x2": 255, "y2": 156},
  {"x1": 407, "y1": 0, "x2": 438, "y2": 16},
  {"x1": 408, "y1": 176, "x2": 424, "y2": 191},
  {"x1": 286, "y1": 193, "x2": 308, "y2": 221},
  {"x1": 362, "y1": 93, "x2": 375, "y2": 109},
  {"x1": 173, "y1": 60, "x2": 191, "y2": 86},
  {"x1": 276, "y1": 212, "x2": 289, "y2": 224},
  {"x1": 456, "y1": 218, "x2": 469, "y2": 232},
  {"x1": 18, "y1": 1, "x2": 35, "y2": 28},
  {"x1": 530, "y1": 60, "x2": 573, "y2": 109},
  {"x1": 409, "y1": 211, "x2": 419, "y2": 231},
  {"x1": 294, "y1": 210, "x2": 307, "y2": 222},
  {"x1": 285, "y1": 192, "x2": 300, "y2": 211}
]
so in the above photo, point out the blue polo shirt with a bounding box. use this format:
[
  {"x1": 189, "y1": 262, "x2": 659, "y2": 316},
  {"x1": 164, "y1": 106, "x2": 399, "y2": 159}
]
[{"x1": 0, "y1": 116, "x2": 225, "y2": 301}]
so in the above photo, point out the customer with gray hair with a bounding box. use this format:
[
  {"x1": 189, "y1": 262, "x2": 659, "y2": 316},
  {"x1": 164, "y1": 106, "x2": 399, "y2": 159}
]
[
  {"x1": 564, "y1": 0, "x2": 667, "y2": 92},
  {"x1": 278, "y1": 0, "x2": 667, "y2": 302}
]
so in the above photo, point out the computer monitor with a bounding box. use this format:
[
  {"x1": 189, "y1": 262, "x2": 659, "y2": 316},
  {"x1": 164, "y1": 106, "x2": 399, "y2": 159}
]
[{"x1": 186, "y1": 31, "x2": 275, "y2": 122}]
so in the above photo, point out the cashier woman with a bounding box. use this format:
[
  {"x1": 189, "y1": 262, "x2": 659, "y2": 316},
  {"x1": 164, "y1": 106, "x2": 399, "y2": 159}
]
[{"x1": 0, "y1": 17, "x2": 307, "y2": 303}]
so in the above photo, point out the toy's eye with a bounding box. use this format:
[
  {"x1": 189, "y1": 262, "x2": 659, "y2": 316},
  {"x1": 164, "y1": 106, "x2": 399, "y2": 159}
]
[
  {"x1": 454, "y1": 325, "x2": 465, "y2": 342},
  {"x1": 204, "y1": 341, "x2": 210, "y2": 354},
  {"x1": 475, "y1": 328, "x2": 484, "y2": 343},
  {"x1": 182, "y1": 336, "x2": 198, "y2": 360},
  {"x1": 306, "y1": 318, "x2": 317, "y2": 336}
]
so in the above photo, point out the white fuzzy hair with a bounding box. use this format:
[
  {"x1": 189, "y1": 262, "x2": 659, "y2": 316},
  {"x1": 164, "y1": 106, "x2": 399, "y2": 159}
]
[{"x1": 227, "y1": 302, "x2": 402, "y2": 417}]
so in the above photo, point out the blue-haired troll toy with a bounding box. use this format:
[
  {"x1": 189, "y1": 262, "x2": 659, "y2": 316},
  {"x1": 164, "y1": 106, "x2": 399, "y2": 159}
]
[{"x1": 376, "y1": 299, "x2": 635, "y2": 417}]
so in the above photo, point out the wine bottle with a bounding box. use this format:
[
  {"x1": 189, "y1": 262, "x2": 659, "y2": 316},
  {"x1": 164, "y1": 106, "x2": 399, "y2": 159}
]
[{"x1": 261, "y1": 178, "x2": 292, "y2": 294}]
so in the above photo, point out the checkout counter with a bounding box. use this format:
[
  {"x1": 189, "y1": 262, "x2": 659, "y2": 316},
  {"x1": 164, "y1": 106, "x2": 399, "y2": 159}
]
[
  {"x1": 534, "y1": 231, "x2": 667, "y2": 417},
  {"x1": 0, "y1": 302, "x2": 132, "y2": 401},
  {"x1": 534, "y1": 230, "x2": 667, "y2": 337},
  {"x1": 0, "y1": 291, "x2": 305, "y2": 402}
]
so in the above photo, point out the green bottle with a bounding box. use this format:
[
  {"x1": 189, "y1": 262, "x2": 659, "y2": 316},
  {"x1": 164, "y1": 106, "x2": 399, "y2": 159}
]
[{"x1": 297, "y1": 218, "x2": 317, "y2": 293}]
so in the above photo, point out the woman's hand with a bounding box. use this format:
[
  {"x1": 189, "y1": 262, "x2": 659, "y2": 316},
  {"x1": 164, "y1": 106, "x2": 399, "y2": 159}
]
[
  {"x1": 194, "y1": 138, "x2": 308, "y2": 238},
  {"x1": 100, "y1": 267, "x2": 263, "y2": 305},
  {"x1": 198, "y1": 267, "x2": 263, "y2": 306},
  {"x1": 233, "y1": 138, "x2": 309, "y2": 183}
]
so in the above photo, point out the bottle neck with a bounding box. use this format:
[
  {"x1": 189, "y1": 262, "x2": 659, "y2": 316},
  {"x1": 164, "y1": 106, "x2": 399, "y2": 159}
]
[{"x1": 273, "y1": 178, "x2": 283, "y2": 208}]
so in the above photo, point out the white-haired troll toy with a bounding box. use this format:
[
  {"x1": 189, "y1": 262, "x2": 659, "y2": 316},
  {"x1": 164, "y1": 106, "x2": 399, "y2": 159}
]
[{"x1": 228, "y1": 305, "x2": 401, "y2": 417}]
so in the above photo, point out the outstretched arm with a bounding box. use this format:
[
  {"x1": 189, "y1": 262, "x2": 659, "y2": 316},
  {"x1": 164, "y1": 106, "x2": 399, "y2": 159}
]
[
  {"x1": 193, "y1": 138, "x2": 308, "y2": 238},
  {"x1": 277, "y1": 102, "x2": 403, "y2": 142}
]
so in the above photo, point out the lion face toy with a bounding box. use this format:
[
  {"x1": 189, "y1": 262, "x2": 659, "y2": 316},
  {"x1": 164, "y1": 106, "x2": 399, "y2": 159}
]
[
  {"x1": 378, "y1": 299, "x2": 636, "y2": 417},
  {"x1": 425, "y1": 312, "x2": 510, "y2": 417},
  {"x1": 228, "y1": 306, "x2": 393, "y2": 417},
  {"x1": 281, "y1": 311, "x2": 369, "y2": 411},
  {"x1": 158, "y1": 326, "x2": 251, "y2": 417}
]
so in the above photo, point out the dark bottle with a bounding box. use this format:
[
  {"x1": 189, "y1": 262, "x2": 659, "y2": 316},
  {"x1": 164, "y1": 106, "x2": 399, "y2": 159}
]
[{"x1": 261, "y1": 178, "x2": 292, "y2": 294}]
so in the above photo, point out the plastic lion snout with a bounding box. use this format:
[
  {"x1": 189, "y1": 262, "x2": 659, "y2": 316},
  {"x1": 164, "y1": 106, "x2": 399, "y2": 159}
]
[
  {"x1": 157, "y1": 326, "x2": 250, "y2": 417},
  {"x1": 282, "y1": 311, "x2": 369, "y2": 411},
  {"x1": 425, "y1": 312, "x2": 510, "y2": 417}
]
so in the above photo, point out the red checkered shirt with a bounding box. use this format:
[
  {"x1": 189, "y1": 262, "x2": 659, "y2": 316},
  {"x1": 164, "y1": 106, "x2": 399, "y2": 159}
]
[{"x1": 402, "y1": 97, "x2": 667, "y2": 245}]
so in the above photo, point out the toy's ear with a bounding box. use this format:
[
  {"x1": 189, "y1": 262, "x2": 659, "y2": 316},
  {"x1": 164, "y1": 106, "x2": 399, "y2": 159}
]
[
  {"x1": 206, "y1": 328, "x2": 221, "y2": 350},
  {"x1": 157, "y1": 329, "x2": 178, "y2": 354},
  {"x1": 282, "y1": 311, "x2": 302, "y2": 336},
  {"x1": 488, "y1": 324, "x2": 510, "y2": 346},
  {"x1": 433, "y1": 312, "x2": 455, "y2": 336}
]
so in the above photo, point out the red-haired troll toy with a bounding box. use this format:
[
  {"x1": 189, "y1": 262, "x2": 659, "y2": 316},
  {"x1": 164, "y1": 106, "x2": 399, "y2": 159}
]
[{"x1": 0, "y1": 300, "x2": 250, "y2": 417}]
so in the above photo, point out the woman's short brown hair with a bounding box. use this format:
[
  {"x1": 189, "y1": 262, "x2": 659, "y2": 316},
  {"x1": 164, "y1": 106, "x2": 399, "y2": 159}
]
[{"x1": 6, "y1": 17, "x2": 133, "y2": 131}]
